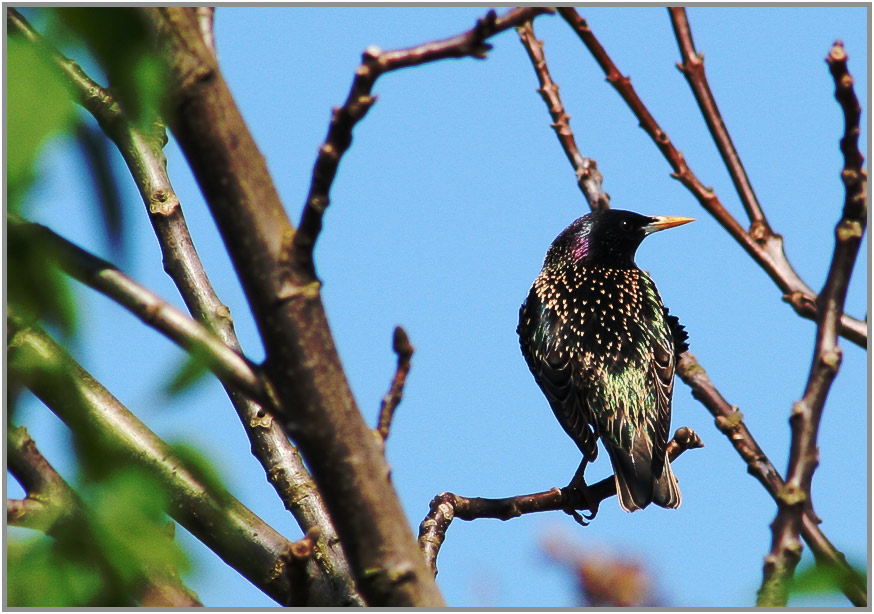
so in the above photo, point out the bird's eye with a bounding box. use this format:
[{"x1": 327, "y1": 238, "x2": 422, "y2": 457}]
[{"x1": 619, "y1": 219, "x2": 633, "y2": 232}]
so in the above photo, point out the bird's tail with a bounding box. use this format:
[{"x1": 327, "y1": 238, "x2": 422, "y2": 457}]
[
  {"x1": 606, "y1": 442, "x2": 682, "y2": 512},
  {"x1": 653, "y1": 458, "x2": 682, "y2": 509}
]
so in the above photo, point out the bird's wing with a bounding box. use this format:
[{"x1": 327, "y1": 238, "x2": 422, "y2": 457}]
[{"x1": 518, "y1": 286, "x2": 599, "y2": 460}]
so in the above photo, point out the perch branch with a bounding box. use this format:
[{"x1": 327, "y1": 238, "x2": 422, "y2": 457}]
[
  {"x1": 516, "y1": 19, "x2": 609, "y2": 211},
  {"x1": 7, "y1": 310, "x2": 306, "y2": 605},
  {"x1": 418, "y1": 427, "x2": 703, "y2": 577},
  {"x1": 292, "y1": 7, "x2": 555, "y2": 276},
  {"x1": 5, "y1": 11, "x2": 361, "y2": 604},
  {"x1": 376, "y1": 326, "x2": 414, "y2": 442},
  {"x1": 757, "y1": 41, "x2": 867, "y2": 607},
  {"x1": 556, "y1": 7, "x2": 865, "y2": 348},
  {"x1": 677, "y1": 353, "x2": 865, "y2": 606},
  {"x1": 7, "y1": 425, "x2": 202, "y2": 607},
  {"x1": 668, "y1": 7, "x2": 768, "y2": 229}
]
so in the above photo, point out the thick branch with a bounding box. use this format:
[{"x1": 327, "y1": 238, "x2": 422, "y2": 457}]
[
  {"x1": 376, "y1": 326, "x2": 414, "y2": 442},
  {"x1": 556, "y1": 7, "x2": 865, "y2": 348},
  {"x1": 5, "y1": 11, "x2": 361, "y2": 604},
  {"x1": 7, "y1": 425, "x2": 202, "y2": 607},
  {"x1": 7, "y1": 311, "x2": 302, "y2": 605},
  {"x1": 516, "y1": 19, "x2": 608, "y2": 212},
  {"x1": 758, "y1": 42, "x2": 867, "y2": 607},
  {"x1": 140, "y1": 6, "x2": 463, "y2": 605},
  {"x1": 668, "y1": 7, "x2": 768, "y2": 229},
  {"x1": 418, "y1": 427, "x2": 703, "y2": 577},
  {"x1": 677, "y1": 353, "x2": 865, "y2": 607},
  {"x1": 292, "y1": 7, "x2": 555, "y2": 275}
]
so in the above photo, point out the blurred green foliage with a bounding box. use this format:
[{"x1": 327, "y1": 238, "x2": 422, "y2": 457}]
[
  {"x1": 7, "y1": 466, "x2": 191, "y2": 607},
  {"x1": 6, "y1": 9, "x2": 221, "y2": 605},
  {"x1": 790, "y1": 560, "x2": 867, "y2": 598}
]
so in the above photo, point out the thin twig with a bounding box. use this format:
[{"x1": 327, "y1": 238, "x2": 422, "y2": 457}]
[
  {"x1": 417, "y1": 427, "x2": 703, "y2": 577},
  {"x1": 292, "y1": 7, "x2": 555, "y2": 277},
  {"x1": 677, "y1": 353, "x2": 866, "y2": 606},
  {"x1": 9, "y1": 216, "x2": 264, "y2": 403},
  {"x1": 516, "y1": 19, "x2": 608, "y2": 212},
  {"x1": 556, "y1": 7, "x2": 865, "y2": 348},
  {"x1": 757, "y1": 41, "x2": 867, "y2": 607},
  {"x1": 668, "y1": 7, "x2": 769, "y2": 230},
  {"x1": 7, "y1": 425, "x2": 203, "y2": 607},
  {"x1": 376, "y1": 327, "x2": 414, "y2": 442}
]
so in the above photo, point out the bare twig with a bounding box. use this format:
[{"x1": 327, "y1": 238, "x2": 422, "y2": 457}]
[
  {"x1": 6, "y1": 11, "x2": 362, "y2": 604},
  {"x1": 668, "y1": 7, "x2": 768, "y2": 230},
  {"x1": 292, "y1": 7, "x2": 555, "y2": 276},
  {"x1": 516, "y1": 20, "x2": 608, "y2": 212},
  {"x1": 556, "y1": 7, "x2": 865, "y2": 348},
  {"x1": 376, "y1": 326, "x2": 414, "y2": 442},
  {"x1": 417, "y1": 427, "x2": 703, "y2": 577},
  {"x1": 677, "y1": 353, "x2": 865, "y2": 606},
  {"x1": 7, "y1": 425, "x2": 202, "y2": 607},
  {"x1": 757, "y1": 42, "x2": 867, "y2": 607},
  {"x1": 7, "y1": 311, "x2": 302, "y2": 605}
]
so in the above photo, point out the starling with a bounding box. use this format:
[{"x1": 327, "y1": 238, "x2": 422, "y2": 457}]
[{"x1": 517, "y1": 209, "x2": 692, "y2": 514}]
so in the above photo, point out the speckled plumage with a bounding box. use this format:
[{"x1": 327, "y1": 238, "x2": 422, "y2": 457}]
[{"x1": 518, "y1": 209, "x2": 691, "y2": 512}]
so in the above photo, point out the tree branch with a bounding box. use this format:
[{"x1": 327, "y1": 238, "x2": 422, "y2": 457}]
[
  {"x1": 376, "y1": 326, "x2": 414, "y2": 442},
  {"x1": 141, "y1": 6, "x2": 476, "y2": 605},
  {"x1": 8, "y1": 216, "x2": 265, "y2": 404},
  {"x1": 5, "y1": 11, "x2": 362, "y2": 604},
  {"x1": 677, "y1": 353, "x2": 865, "y2": 606},
  {"x1": 516, "y1": 19, "x2": 609, "y2": 212},
  {"x1": 556, "y1": 7, "x2": 865, "y2": 348},
  {"x1": 667, "y1": 7, "x2": 769, "y2": 229},
  {"x1": 418, "y1": 427, "x2": 703, "y2": 577},
  {"x1": 757, "y1": 41, "x2": 867, "y2": 607},
  {"x1": 7, "y1": 311, "x2": 311, "y2": 605},
  {"x1": 292, "y1": 7, "x2": 555, "y2": 276},
  {"x1": 8, "y1": 425, "x2": 203, "y2": 607}
]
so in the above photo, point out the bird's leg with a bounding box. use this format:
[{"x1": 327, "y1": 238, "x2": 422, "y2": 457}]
[{"x1": 562, "y1": 459, "x2": 599, "y2": 525}]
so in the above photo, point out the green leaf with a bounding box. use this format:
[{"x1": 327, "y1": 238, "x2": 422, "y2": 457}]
[
  {"x1": 6, "y1": 36, "x2": 77, "y2": 212},
  {"x1": 7, "y1": 535, "x2": 105, "y2": 607},
  {"x1": 7, "y1": 218, "x2": 78, "y2": 337},
  {"x1": 790, "y1": 560, "x2": 867, "y2": 595},
  {"x1": 169, "y1": 443, "x2": 233, "y2": 506},
  {"x1": 83, "y1": 467, "x2": 190, "y2": 588},
  {"x1": 163, "y1": 350, "x2": 211, "y2": 398}
]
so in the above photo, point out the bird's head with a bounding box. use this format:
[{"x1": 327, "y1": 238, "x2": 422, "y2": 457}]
[{"x1": 545, "y1": 209, "x2": 694, "y2": 268}]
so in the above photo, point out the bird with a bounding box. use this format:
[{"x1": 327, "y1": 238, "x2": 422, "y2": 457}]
[{"x1": 517, "y1": 208, "x2": 692, "y2": 516}]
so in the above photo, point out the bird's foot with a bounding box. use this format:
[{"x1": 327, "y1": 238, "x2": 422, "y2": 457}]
[{"x1": 562, "y1": 467, "x2": 599, "y2": 526}]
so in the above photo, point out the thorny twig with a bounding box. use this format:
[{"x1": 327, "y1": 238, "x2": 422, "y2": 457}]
[
  {"x1": 757, "y1": 41, "x2": 867, "y2": 607},
  {"x1": 292, "y1": 7, "x2": 555, "y2": 277},
  {"x1": 516, "y1": 19, "x2": 609, "y2": 212},
  {"x1": 556, "y1": 7, "x2": 865, "y2": 348},
  {"x1": 418, "y1": 427, "x2": 703, "y2": 577},
  {"x1": 376, "y1": 326, "x2": 414, "y2": 442}
]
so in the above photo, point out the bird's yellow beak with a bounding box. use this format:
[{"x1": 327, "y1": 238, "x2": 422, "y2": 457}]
[{"x1": 643, "y1": 216, "x2": 695, "y2": 234}]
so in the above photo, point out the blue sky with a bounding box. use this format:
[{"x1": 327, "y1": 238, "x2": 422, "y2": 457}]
[{"x1": 10, "y1": 6, "x2": 868, "y2": 607}]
